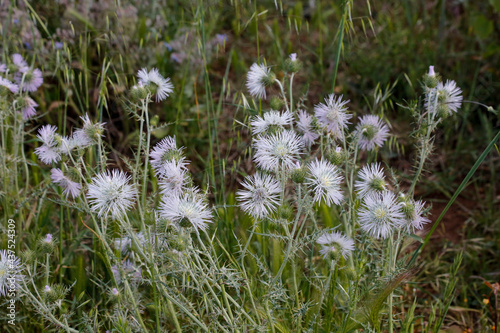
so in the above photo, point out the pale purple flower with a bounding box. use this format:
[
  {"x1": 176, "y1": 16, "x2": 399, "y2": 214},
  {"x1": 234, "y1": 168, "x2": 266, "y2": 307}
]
[
  {"x1": 0, "y1": 64, "x2": 6, "y2": 72},
  {"x1": 51, "y1": 168, "x2": 81, "y2": 198},
  {"x1": 289, "y1": 53, "x2": 297, "y2": 61},
  {"x1": 296, "y1": 110, "x2": 319, "y2": 146},
  {"x1": 428, "y1": 66, "x2": 435, "y2": 76},
  {"x1": 19, "y1": 96, "x2": 38, "y2": 119},
  {"x1": 16, "y1": 68, "x2": 43, "y2": 92},
  {"x1": 354, "y1": 115, "x2": 390, "y2": 151},
  {"x1": 237, "y1": 172, "x2": 281, "y2": 219},
  {"x1": 12, "y1": 54, "x2": 28, "y2": 72},
  {"x1": 314, "y1": 94, "x2": 352, "y2": 138},
  {"x1": 0, "y1": 77, "x2": 19, "y2": 94}
]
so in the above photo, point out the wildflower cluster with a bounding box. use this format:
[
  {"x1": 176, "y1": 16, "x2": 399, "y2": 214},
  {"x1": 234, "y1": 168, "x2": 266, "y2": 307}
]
[{"x1": 0, "y1": 53, "x2": 42, "y2": 120}]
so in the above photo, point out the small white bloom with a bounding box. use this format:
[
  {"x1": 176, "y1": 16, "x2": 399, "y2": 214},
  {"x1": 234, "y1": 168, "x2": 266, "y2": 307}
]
[
  {"x1": 246, "y1": 63, "x2": 273, "y2": 99},
  {"x1": 253, "y1": 130, "x2": 304, "y2": 172},
  {"x1": 354, "y1": 163, "x2": 386, "y2": 198},
  {"x1": 434, "y1": 80, "x2": 463, "y2": 115},
  {"x1": 314, "y1": 94, "x2": 352, "y2": 138},
  {"x1": 158, "y1": 160, "x2": 188, "y2": 198},
  {"x1": 87, "y1": 170, "x2": 136, "y2": 219},
  {"x1": 289, "y1": 53, "x2": 297, "y2": 61},
  {"x1": 358, "y1": 191, "x2": 404, "y2": 239},
  {"x1": 401, "y1": 199, "x2": 431, "y2": 234},
  {"x1": 51, "y1": 168, "x2": 81, "y2": 198},
  {"x1": 306, "y1": 159, "x2": 343, "y2": 206},
  {"x1": 296, "y1": 110, "x2": 319, "y2": 146},
  {"x1": 72, "y1": 114, "x2": 106, "y2": 147},
  {"x1": 354, "y1": 115, "x2": 390, "y2": 151},
  {"x1": 35, "y1": 125, "x2": 61, "y2": 164},
  {"x1": 317, "y1": 231, "x2": 354, "y2": 260},
  {"x1": 0, "y1": 250, "x2": 23, "y2": 296},
  {"x1": 137, "y1": 68, "x2": 174, "y2": 102},
  {"x1": 250, "y1": 110, "x2": 293, "y2": 135},
  {"x1": 237, "y1": 172, "x2": 281, "y2": 219},
  {"x1": 159, "y1": 191, "x2": 212, "y2": 231},
  {"x1": 150, "y1": 136, "x2": 186, "y2": 178}
]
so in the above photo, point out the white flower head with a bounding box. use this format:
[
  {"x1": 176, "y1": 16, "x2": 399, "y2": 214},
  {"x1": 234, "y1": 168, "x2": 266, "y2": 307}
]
[
  {"x1": 246, "y1": 63, "x2": 274, "y2": 99},
  {"x1": 314, "y1": 94, "x2": 352, "y2": 138},
  {"x1": 289, "y1": 53, "x2": 297, "y2": 61},
  {"x1": 296, "y1": 110, "x2": 319, "y2": 146},
  {"x1": 35, "y1": 145, "x2": 61, "y2": 164},
  {"x1": 435, "y1": 80, "x2": 463, "y2": 115},
  {"x1": 158, "y1": 160, "x2": 188, "y2": 198},
  {"x1": 358, "y1": 191, "x2": 404, "y2": 239},
  {"x1": 87, "y1": 170, "x2": 137, "y2": 219},
  {"x1": 306, "y1": 159, "x2": 343, "y2": 206},
  {"x1": 150, "y1": 136, "x2": 186, "y2": 178},
  {"x1": 159, "y1": 191, "x2": 212, "y2": 231},
  {"x1": 253, "y1": 130, "x2": 304, "y2": 172},
  {"x1": 354, "y1": 163, "x2": 386, "y2": 198},
  {"x1": 35, "y1": 125, "x2": 61, "y2": 164},
  {"x1": 0, "y1": 76, "x2": 19, "y2": 94},
  {"x1": 317, "y1": 231, "x2": 354, "y2": 260},
  {"x1": 237, "y1": 172, "x2": 281, "y2": 219},
  {"x1": 0, "y1": 250, "x2": 23, "y2": 296},
  {"x1": 250, "y1": 110, "x2": 293, "y2": 135},
  {"x1": 400, "y1": 199, "x2": 431, "y2": 234},
  {"x1": 354, "y1": 115, "x2": 390, "y2": 151},
  {"x1": 72, "y1": 114, "x2": 106, "y2": 147},
  {"x1": 51, "y1": 168, "x2": 81, "y2": 198},
  {"x1": 16, "y1": 68, "x2": 43, "y2": 92},
  {"x1": 137, "y1": 68, "x2": 174, "y2": 102}
]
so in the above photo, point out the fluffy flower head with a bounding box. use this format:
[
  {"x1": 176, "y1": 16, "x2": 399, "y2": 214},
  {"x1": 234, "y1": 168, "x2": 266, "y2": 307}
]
[
  {"x1": 87, "y1": 170, "x2": 136, "y2": 219},
  {"x1": 237, "y1": 172, "x2": 281, "y2": 219},
  {"x1": 251, "y1": 110, "x2": 293, "y2": 135},
  {"x1": 358, "y1": 191, "x2": 404, "y2": 239},
  {"x1": 354, "y1": 163, "x2": 386, "y2": 198},
  {"x1": 306, "y1": 159, "x2": 343, "y2": 206},
  {"x1": 246, "y1": 63, "x2": 274, "y2": 99},
  {"x1": 314, "y1": 94, "x2": 352, "y2": 138},
  {"x1": 253, "y1": 130, "x2": 304, "y2": 172},
  {"x1": 317, "y1": 232, "x2": 354, "y2": 260},
  {"x1": 354, "y1": 115, "x2": 390, "y2": 151}
]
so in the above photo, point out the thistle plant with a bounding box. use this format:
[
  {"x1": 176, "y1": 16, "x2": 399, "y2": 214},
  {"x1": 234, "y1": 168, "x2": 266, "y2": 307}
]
[{"x1": 1, "y1": 44, "x2": 495, "y2": 332}]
